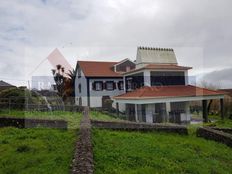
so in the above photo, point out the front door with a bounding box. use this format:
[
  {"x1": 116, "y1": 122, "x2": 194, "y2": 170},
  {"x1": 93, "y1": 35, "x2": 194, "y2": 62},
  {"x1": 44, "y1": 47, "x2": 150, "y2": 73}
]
[{"x1": 102, "y1": 96, "x2": 112, "y2": 110}]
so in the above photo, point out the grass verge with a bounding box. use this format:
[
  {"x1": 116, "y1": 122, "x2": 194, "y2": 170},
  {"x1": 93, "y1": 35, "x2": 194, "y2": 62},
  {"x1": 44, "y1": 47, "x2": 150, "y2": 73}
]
[
  {"x1": 90, "y1": 111, "x2": 122, "y2": 121},
  {"x1": 0, "y1": 127, "x2": 76, "y2": 174},
  {"x1": 92, "y1": 129, "x2": 232, "y2": 174},
  {"x1": 0, "y1": 110, "x2": 82, "y2": 129}
]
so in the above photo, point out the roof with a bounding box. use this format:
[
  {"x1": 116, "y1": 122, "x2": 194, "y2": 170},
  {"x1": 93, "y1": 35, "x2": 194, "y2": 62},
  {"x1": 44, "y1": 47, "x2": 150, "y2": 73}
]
[
  {"x1": 136, "y1": 47, "x2": 178, "y2": 65},
  {"x1": 113, "y1": 58, "x2": 133, "y2": 67},
  {"x1": 0, "y1": 80, "x2": 15, "y2": 87},
  {"x1": 114, "y1": 85, "x2": 224, "y2": 100},
  {"x1": 219, "y1": 89, "x2": 232, "y2": 97},
  {"x1": 123, "y1": 64, "x2": 192, "y2": 75},
  {"x1": 78, "y1": 61, "x2": 122, "y2": 77}
]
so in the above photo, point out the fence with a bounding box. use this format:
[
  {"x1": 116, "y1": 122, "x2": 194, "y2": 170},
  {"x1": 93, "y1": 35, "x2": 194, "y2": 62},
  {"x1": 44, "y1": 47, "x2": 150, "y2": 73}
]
[{"x1": 0, "y1": 97, "x2": 84, "y2": 112}]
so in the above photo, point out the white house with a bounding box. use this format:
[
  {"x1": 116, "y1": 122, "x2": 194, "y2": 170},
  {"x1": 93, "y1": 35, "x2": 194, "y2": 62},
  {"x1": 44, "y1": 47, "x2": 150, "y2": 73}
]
[
  {"x1": 74, "y1": 58, "x2": 135, "y2": 111},
  {"x1": 75, "y1": 47, "x2": 225, "y2": 124}
]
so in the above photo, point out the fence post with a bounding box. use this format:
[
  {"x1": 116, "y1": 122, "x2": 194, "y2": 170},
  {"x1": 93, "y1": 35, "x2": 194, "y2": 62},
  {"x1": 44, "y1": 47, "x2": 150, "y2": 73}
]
[{"x1": 8, "y1": 98, "x2": 11, "y2": 114}]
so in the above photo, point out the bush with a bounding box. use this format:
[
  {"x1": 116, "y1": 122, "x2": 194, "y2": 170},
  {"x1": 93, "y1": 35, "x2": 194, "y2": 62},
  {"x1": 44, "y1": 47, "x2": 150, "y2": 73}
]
[{"x1": 0, "y1": 87, "x2": 46, "y2": 110}]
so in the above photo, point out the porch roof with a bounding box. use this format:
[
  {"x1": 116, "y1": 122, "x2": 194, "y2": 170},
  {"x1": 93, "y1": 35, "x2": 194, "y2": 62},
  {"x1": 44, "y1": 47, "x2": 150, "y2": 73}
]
[{"x1": 113, "y1": 85, "x2": 225, "y2": 104}]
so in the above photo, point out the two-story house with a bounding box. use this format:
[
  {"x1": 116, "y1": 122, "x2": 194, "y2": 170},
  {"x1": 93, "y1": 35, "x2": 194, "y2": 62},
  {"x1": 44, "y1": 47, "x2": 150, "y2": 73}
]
[
  {"x1": 75, "y1": 47, "x2": 225, "y2": 123},
  {"x1": 74, "y1": 59, "x2": 135, "y2": 111},
  {"x1": 113, "y1": 47, "x2": 225, "y2": 123}
]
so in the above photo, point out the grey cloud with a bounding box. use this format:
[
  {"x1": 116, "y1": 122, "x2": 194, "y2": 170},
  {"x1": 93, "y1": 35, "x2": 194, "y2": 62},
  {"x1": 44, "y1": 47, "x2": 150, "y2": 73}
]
[{"x1": 0, "y1": 0, "x2": 232, "y2": 87}]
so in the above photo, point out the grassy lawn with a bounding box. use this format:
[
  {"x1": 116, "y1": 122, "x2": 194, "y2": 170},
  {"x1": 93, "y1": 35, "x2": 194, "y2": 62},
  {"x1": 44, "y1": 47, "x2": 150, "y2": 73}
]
[
  {"x1": 0, "y1": 127, "x2": 76, "y2": 174},
  {"x1": 0, "y1": 110, "x2": 82, "y2": 129},
  {"x1": 90, "y1": 111, "x2": 122, "y2": 121},
  {"x1": 92, "y1": 129, "x2": 232, "y2": 174}
]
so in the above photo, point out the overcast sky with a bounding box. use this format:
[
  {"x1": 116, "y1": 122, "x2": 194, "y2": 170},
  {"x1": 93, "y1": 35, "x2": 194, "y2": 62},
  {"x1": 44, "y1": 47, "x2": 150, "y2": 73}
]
[{"x1": 0, "y1": 0, "x2": 232, "y2": 88}]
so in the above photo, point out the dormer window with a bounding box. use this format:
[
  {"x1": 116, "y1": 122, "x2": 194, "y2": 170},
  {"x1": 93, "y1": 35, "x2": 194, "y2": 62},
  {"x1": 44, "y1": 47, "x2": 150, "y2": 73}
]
[{"x1": 126, "y1": 66, "x2": 131, "y2": 72}]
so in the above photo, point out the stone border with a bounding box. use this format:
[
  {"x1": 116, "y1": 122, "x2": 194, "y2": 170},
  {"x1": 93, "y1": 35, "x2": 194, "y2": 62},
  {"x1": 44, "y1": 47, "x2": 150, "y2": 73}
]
[
  {"x1": 0, "y1": 116, "x2": 67, "y2": 129},
  {"x1": 197, "y1": 127, "x2": 232, "y2": 147},
  {"x1": 91, "y1": 120, "x2": 188, "y2": 135},
  {"x1": 71, "y1": 107, "x2": 94, "y2": 174},
  {"x1": 210, "y1": 127, "x2": 232, "y2": 134}
]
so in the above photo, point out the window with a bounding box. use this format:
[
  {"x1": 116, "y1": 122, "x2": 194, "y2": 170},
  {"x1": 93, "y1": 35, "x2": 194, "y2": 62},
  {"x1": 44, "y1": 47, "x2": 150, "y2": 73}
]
[
  {"x1": 118, "y1": 81, "x2": 124, "y2": 90},
  {"x1": 78, "y1": 68, "x2": 81, "y2": 78},
  {"x1": 92, "y1": 81, "x2": 103, "y2": 91},
  {"x1": 78, "y1": 84, "x2": 81, "y2": 93},
  {"x1": 105, "y1": 81, "x2": 114, "y2": 91}
]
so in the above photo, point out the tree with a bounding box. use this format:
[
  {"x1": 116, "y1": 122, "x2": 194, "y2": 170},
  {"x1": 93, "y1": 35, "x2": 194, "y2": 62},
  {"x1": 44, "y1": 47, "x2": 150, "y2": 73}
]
[
  {"x1": 52, "y1": 64, "x2": 65, "y2": 98},
  {"x1": 52, "y1": 65, "x2": 76, "y2": 102},
  {"x1": 199, "y1": 80, "x2": 220, "y2": 114}
]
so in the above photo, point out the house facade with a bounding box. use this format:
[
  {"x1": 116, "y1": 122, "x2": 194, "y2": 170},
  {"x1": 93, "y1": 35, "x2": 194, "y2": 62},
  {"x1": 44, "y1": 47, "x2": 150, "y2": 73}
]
[
  {"x1": 114, "y1": 47, "x2": 225, "y2": 123},
  {"x1": 74, "y1": 59, "x2": 135, "y2": 111},
  {"x1": 75, "y1": 47, "x2": 225, "y2": 124}
]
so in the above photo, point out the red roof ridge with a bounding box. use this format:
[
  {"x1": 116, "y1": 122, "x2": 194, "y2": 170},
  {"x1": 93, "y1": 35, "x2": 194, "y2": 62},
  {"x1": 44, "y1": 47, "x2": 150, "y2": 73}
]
[
  {"x1": 114, "y1": 85, "x2": 224, "y2": 100},
  {"x1": 78, "y1": 60, "x2": 118, "y2": 63}
]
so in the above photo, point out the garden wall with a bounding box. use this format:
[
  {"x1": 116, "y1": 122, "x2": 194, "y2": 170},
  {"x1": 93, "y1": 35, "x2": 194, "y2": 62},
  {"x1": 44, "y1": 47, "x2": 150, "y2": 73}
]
[
  {"x1": 197, "y1": 127, "x2": 232, "y2": 147},
  {"x1": 91, "y1": 120, "x2": 188, "y2": 135}
]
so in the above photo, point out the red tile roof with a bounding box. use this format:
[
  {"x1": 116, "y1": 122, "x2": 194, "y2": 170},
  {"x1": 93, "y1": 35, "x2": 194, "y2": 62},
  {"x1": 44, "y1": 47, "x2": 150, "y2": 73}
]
[
  {"x1": 78, "y1": 61, "x2": 122, "y2": 77},
  {"x1": 219, "y1": 89, "x2": 232, "y2": 97},
  {"x1": 123, "y1": 64, "x2": 192, "y2": 75},
  {"x1": 114, "y1": 85, "x2": 224, "y2": 100}
]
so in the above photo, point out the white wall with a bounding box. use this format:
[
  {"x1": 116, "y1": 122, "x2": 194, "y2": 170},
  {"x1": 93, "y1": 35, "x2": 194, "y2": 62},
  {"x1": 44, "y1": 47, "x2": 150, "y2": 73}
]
[
  {"x1": 145, "y1": 104, "x2": 156, "y2": 123},
  {"x1": 89, "y1": 78, "x2": 125, "y2": 111},
  {"x1": 75, "y1": 68, "x2": 88, "y2": 106}
]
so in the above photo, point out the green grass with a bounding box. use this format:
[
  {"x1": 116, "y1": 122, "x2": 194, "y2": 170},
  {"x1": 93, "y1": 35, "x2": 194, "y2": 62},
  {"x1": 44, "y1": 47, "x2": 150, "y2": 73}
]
[
  {"x1": 92, "y1": 129, "x2": 232, "y2": 174},
  {"x1": 90, "y1": 111, "x2": 122, "y2": 121},
  {"x1": 205, "y1": 118, "x2": 232, "y2": 128},
  {"x1": 0, "y1": 110, "x2": 82, "y2": 129},
  {"x1": 0, "y1": 127, "x2": 76, "y2": 174}
]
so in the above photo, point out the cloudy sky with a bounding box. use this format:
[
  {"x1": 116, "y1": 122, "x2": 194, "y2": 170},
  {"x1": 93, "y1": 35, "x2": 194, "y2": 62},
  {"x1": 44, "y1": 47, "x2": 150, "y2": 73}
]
[{"x1": 0, "y1": 0, "x2": 232, "y2": 88}]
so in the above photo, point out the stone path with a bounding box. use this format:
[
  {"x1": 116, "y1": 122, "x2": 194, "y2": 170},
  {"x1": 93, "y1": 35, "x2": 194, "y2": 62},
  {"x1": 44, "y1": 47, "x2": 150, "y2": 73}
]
[{"x1": 71, "y1": 107, "x2": 94, "y2": 174}]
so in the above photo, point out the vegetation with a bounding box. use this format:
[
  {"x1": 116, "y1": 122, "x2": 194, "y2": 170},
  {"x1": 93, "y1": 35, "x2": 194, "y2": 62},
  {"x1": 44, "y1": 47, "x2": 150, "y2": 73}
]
[
  {"x1": 92, "y1": 129, "x2": 232, "y2": 174},
  {"x1": 0, "y1": 87, "x2": 46, "y2": 110},
  {"x1": 0, "y1": 110, "x2": 82, "y2": 129},
  {"x1": 0, "y1": 110, "x2": 120, "y2": 129},
  {"x1": 0, "y1": 127, "x2": 76, "y2": 174},
  {"x1": 205, "y1": 118, "x2": 232, "y2": 128},
  {"x1": 52, "y1": 65, "x2": 76, "y2": 101},
  {"x1": 90, "y1": 111, "x2": 122, "y2": 121}
]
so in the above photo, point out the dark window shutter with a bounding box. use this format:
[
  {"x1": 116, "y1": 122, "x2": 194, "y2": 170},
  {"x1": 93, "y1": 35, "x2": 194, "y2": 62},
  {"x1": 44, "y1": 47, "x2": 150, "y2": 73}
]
[
  {"x1": 92, "y1": 82, "x2": 96, "y2": 90},
  {"x1": 113, "y1": 82, "x2": 116, "y2": 89},
  {"x1": 103, "y1": 82, "x2": 106, "y2": 90}
]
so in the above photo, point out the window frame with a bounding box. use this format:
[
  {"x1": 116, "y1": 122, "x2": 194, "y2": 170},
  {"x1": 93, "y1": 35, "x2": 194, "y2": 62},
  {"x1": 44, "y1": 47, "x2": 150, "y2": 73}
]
[
  {"x1": 105, "y1": 81, "x2": 115, "y2": 91},
  {"x1": 94, "y1": 81, "x2": 103, "y2": 91},
  {"x1": 118, "y1": 81, "x2": 124, "y2": 90}
]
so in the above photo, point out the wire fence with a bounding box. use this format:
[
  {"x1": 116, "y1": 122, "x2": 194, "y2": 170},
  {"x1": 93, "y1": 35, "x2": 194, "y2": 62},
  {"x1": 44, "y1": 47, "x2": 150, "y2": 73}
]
[{"x1": 0, "y1": 97, "x2": 83, "y2": 112}]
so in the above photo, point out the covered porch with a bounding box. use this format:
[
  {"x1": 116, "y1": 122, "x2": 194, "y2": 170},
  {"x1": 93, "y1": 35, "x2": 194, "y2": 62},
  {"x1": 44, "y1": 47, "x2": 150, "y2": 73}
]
[{"x1": 114, "y1": 86, "x2": 225, "y2": 124}]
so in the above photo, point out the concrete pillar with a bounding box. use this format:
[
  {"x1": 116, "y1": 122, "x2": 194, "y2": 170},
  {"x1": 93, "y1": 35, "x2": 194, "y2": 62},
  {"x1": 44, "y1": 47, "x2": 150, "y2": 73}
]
[
  {"x1": 166, "y1": 102, "x2": 171, "y2": 122},
  {"x1": 123, "y1": 76, "x2": 126, "y2": 92},
  {"x1": 220, "y1": 99, "x2": 224, "y2": 120},
  {"x1": 144, "y1": 70, "x2": 151, "y2": 86},
  {"x1": 184, "y1": 101, "x2": 191, "y2": 123},
  {"x1": 116, "y1": 102, "x2": 119, "y2": 117},
  {"x1": 135, "y1": 104, "x2": 138, "y2": 122},
  {"x1": 202, "y1": 100, "x2": 208, "y2": 123}
]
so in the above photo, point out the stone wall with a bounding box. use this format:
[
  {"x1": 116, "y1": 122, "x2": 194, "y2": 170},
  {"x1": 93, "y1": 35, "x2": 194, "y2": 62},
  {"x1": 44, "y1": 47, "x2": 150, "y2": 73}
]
[
  {"x1": 197, "y1": 127, "x2": 232, "y2": 148},
  {"x1": 0, "y1": 116, "x2": 67, "y2": 129},
  {"x1": 211, "y1": 127, "x2": 232, "y2": 134},
  {"x1": 91, "y1": 120, "x2": 188, "y2": 135}
]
